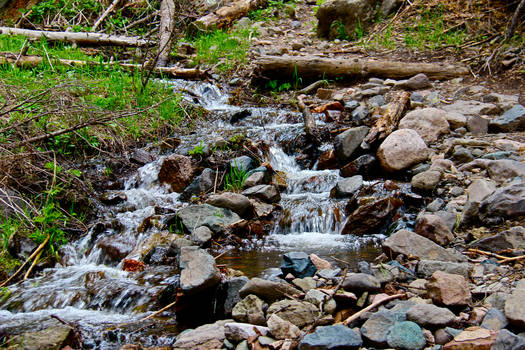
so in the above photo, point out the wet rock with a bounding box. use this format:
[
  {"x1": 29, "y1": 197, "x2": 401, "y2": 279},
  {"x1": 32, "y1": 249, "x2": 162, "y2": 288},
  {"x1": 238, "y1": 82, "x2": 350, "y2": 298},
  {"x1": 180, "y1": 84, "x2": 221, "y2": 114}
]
[
  {"x1": 442, "y1": 100, "x2": 500, "y2": 116},
  {"x1": 239, "y1": 277, "x2": 302, "y2": 302},
  {"x1": 173, "y1": 319, "x2": 230, "y2": 349},
  {"x1": 334, "y1": 126, "x2": 370, "y2": 163},
  {"x1": 504, "y1": 279, "x2": 525, "y2": 327},
  {"x1": 427, "y1": 271, "x2": 471, "y2": 306},
  {"x1": 130, "y1": 148, "x2": 155, "y2": 165},
  {"x1": 222, "y1": 276, "x2": 249, "y2": 316},
  {"x1": 361, "y1": 309, "x2": 406, "y2": 346},
  {"x1": 179, "y1": 246, "x2": 221, "y2": 295},
  {"x1": 415, "y1": 214, "x2": 454, "y2": 245},
  {"x1": 177, "y1": 204, "x2": 241, "y2": 234},
  {"x1": 411, "y1": 170, "x2": 442, "y2": 191},
  {"x1": 470, "y1": 226, "x2": 525, "y2": 253},
  {"x1": 342, "y1": 196, "x2": 403, "y2": 235},
  {"x1": 340, "y1": 154, "x2": 377, "y2": 178},
  {"x1": 467, "y1": 115, "x2": 490, "y2": 135},
  {"x1": 377, "y1": 129, "x2": 429, "y2": 172},
  {"x1": 14, "y1": 324, "x2": 73, "y2": 350},
  {"x1": 250, "y1": 199, "x2": 274, "y2": 217},
  {"x1": 232, "y1": 294, "x2": 266, "y2": 325},
  {"x1": 331, "y1": 175, "x2": 363, "y2": 198},
  {"x1": 97, "y1": 236, "x2": 133, "y2": 261},
  {"x1": 399, "y1": 108, "x2": 450, "y2": 142},
  {"x1": 481, "y1": 308, "x2": 508, "y2": 330},
  {"x1": 383, "y1": 229, "x2": 467, "y2": 262},
  {"x1": 230, "y1": 156, "x2": 256, "y2": 172},
  {"x1": 479, "y1": 182, "x2": 525, "y2": 223},
  {"x1": 224, "y1": 322, "x2": 269, "y2": 342},
  {"x1": 100, "y1": 191, "x2": 127, "y2": 205},
  {"x1": 442, "y1": 326, "x2": 498, "y2": 350},
  {"x1": 407, "y1": 303, "x2": 456, "y2": 328},
  {"x1": 298, "y1": 324, "x2": 363, "y2": 350},
  {"x1": 417, "y1": 260, "x2": 470, "y2": 278},
  {"x1": 317, "y1": 149, "x2": 338, "y2": 170},
  {"x1": 309, "y1": 253, "x2": 332, "y2": 270},
  {"x1": 206, "y1": 192, "x2": 253, "y2": 217},
  {"x1": 292, "y1": 277, "x2": 317, "y2": 292},
  {"x1": 143, "y1": 245, "x2": 173, "y2": 265},
  {"x1": 190, "y1": 226, "x2": 213, "y2": 246},
  {"x1": 280, "y1": 251, "x2": 317, "y2": 278},
  {"x1": 305, "y1": 289, "x2": 336, "y2": 314},
  {"x1": 158, "y1": 154, "x2": 194, "y2": 192},
  {"x1": 266, "y1": 299, "x2": 319, "y2": 327},
  {"x1": 242, "y1": 185, "x2": 280, "y2": 203},
  {"x1": 490, "y1": 104, "x2": 525, "y2": 132},
  {"x1": 342, "y1": 272, "x2": 381, "y2": 292},
  {"x1": 386, "y1": 321, "x2": 426, "y2": 350},
  {"x1": 267, "y1": 314, "x2": 301, "y2": 340},
  {"x1": 491, "y1": 329, "x2": 525, "y2": 350},
  {"x1": 179, "y1": 168, "x2": 215, "y2": 201}
]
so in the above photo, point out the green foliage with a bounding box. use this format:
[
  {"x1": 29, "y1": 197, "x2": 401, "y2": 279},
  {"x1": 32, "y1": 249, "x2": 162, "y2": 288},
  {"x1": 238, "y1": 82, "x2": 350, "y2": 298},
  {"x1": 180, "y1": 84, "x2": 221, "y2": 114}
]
[
  {"x1": 29, "y1": 0, "x2": 102, "y2": 23},
  {"x1": 330, "y1": 20, "x2": 350, "y2": 41},
  {"x1": 248, "y1": 0, "x2": 289, "y2": 22},
  {"x1": 188, "y1": 141, "x2": 206, "y2": 156},
  {"x1": 189, "y1": 28, "x2": 254, "y2": 72},
  {"x1": 224, "y1": 161, "x2": 250, "y2": 192}
]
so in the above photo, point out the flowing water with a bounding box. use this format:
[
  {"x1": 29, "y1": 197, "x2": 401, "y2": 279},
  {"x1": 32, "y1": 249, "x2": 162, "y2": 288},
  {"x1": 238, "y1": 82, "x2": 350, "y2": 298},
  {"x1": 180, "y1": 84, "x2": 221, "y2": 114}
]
[{"x1": 0, "y1": 79, "x2": 404, "y2": 348}]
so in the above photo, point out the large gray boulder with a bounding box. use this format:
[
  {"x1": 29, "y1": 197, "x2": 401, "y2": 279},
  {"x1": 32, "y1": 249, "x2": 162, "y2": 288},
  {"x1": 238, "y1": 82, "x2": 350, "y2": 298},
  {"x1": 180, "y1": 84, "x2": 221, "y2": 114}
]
[
  {"x1": 316, "y1": 0, "x2": 380, "y2": 39},
  {"x1": 206, "y1": 192, "x2": 253, "y2": 217},
  {"x1": 398, "y1": 108, "x2": 450, "y2": 143},
  {"x1": 239, "y1": 278, "x2": 302, "y2": 302},
  {"x1": 377, "y1": 129, "x2": 429, "y2": 172},
  {"x1": 331, "y1": 175, "x2": 363, "y2": 198},
  {"x1": 179, "y1": 246, "x2": 221, "y2": 295},
  {"x1": 333, "y1": 126, "x2": 370, "y2": 163},
  {"x1": 177, "y1": 204, "x2": 241, "y2": 234},
  {"x1": 383, "y1": 229, "x2": 466, "y2": 262}
]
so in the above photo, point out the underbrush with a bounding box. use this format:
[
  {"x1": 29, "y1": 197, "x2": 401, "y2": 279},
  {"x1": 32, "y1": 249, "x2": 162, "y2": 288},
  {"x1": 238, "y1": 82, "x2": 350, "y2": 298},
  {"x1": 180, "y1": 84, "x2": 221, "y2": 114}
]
[{"x1": 0, "y1": 34, "x2": 206, "y2": 279}]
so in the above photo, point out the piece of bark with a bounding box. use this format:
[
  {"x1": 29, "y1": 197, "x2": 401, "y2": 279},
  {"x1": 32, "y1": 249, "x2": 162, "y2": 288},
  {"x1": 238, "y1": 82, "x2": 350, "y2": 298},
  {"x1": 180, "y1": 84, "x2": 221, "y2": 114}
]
[
  {"x1": 157, "y1": 0, "x2": 175, "y2": 67},
  {"x1": 0, "y1": 52, "x2": 208, "y2": 79},
  {"x1": 0, "y1": 27, "x2": 153, "y2": 47},
  {"x1": 256, "y1": 55, "x2": 469, "y2": 80},
  {"x1": 361, "y1": 90, "x2": 410, "y2": 148},
  {"x1": 192, "y1": 0, "x2": 267, "y2": 31}
]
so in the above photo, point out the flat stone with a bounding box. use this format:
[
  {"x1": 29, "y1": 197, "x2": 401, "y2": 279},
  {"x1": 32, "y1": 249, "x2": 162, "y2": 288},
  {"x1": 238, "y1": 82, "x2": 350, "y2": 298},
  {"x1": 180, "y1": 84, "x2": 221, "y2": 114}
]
[
  {"x1": 298, "y1": 324, "x2": 363, "y2": 350},
  {"x1": 491, "y1": 329, "x2": 525, "y2": 350},
  {"x1": 479, "y1": 182, "x2": 525, "y2": 224},
  {"x1": 407, "y1": 303, "x2": 457, "y2": 328},
  {"x1": 426, "y1": 271, "x2": 471, "y2": 306},
  {"x1": 224, "y1": 322, "x2": 269, "y2": 342},
  {"x1": 467, "y1": 115, "x2": 490, "y2": 135},
  {"x1": 377, "y1": 129, "x2": 429, "y2": 172},
  {"x1": 242, "y1": 185, "x2": 281, "y2": 203},
  {"x1": 415, "y1": 214, "x2": 454, "y2": 245},
  {"x1": 470, "y1": 226, "x2": 525, "y2": 253},
  {"x1": 266, "y1": 300, "x2": 319, "y2": 327},
  {"x1": 309, "y1": 253, "x2": 333, "y2": 270},
  {"x1": 292, "y1": 277, "x2": 317, "y2": 292},
  {"x1": 15, "y1": 325, "x2": 73, "y2": 350},
  {"x1": 331, "y1": 175, "x2": 363, "y2": 198},
  {"x1": 446, "y1": 112, "x2": 467, "y2": 129},
  {"x1": 239, "y1": 278, "x2": 302, "y2": 302},
  {"x1": 177, "y1": 204, "x2": 241, "y2": 234},
  {"x1": 484, "y1": 292, "x2": 509, "y2": 311},
  {"x1": 442, "y1": 100, "x2": 500, "y2": 116},
  {"x1": 394, "y1": 73, "x2": 432, "y2": 90},
  {"x1": 179, "y1": 246, "x2": 221, "y2": 295},
  {"x1": 342, "y1": 272, "x2": 381, "y2": 292},
  {"x1": 383, "y1": 229, "x2": 467, "y2": 262},
  {"x1": 490, "y1": 104, "x2": 525, "y2": 132},
  {"x1": 280, "y1": 251, "x2": 317, "y2": 278},
  {"x1": 361, "y1": 309, "x2": 406, "y2": 346},
  {"x1": 386, "y1": 321, "x2": 427, "y2": 350},
  {"x1": 504, "y1": 279, "x2": 525, "y2": 327},
  {"x1": 399, "y1": 107, "x2": 450, "y2": 143},
  {"x1": 411, "y1": 170, "x2": 442, "y2": 191},
  {"x1": 173, "y1": 319, "x2": 231, "y2": 350},
  {"x1": 443, "y1": 326, "x2": 498, "y2": 350},
  {"x1": 417, "y1": 260, "x2": 470, "y2": 278},
  {"x1": 206, "y1": 192, "x2": 253, "y2": 217},
  {"x1": 232, "y1": 294, "x2": 266, "y2": 326},
  {"x1": 267, "y1": 314, "x2": 300, "y2": 340},
  {"x1": 334, "y1": 126, "x2": 370, "y2": 163},
  {"x1": 481, "y1": 308, "x2": 508, "y2": 330}
]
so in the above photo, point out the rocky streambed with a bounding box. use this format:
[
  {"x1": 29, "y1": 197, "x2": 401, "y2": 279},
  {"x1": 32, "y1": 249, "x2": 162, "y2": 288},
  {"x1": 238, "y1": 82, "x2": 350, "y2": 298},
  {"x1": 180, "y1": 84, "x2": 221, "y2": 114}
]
[{"x1": 1, "y1": 74, "x2": 525, "y2": 350}]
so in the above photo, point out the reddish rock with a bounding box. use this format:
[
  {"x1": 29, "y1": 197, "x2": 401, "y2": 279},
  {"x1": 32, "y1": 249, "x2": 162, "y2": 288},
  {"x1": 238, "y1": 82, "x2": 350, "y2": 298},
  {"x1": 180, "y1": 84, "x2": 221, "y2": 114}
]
[
  {"x1": 312, "y1": 101, "x2": 344, "y2": 113},
  {"x1": 317, "y1": 150, "x2": 338, "y2": 170},
  {"x1": 342, "y1": 197, "x2": 403, "y2": 235},
  {"x1": 157, "y1": 154, "x2": 195, "y2": 192},
  {"x1": 415, "y1": 214, "x2": 454, "y2": 245},
  {"x1": 97, "y1": 236, "x2": 134, "y2": 261},
  {"x1": 309, "y1": 253, "x2": 333, "y2": 270},
  {"x1": 443, "y1": 326, "x2": 498, "y2": 350},
  {"x1": 427, "y1": 271, "x2": 472, "y2": 306}
]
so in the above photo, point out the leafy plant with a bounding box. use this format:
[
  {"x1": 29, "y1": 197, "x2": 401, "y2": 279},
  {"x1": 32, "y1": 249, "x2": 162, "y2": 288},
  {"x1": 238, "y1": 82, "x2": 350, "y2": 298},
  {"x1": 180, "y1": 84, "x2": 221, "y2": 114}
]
[
  {"x1": 224, "y1": 161, "x2": 250, "y2": 192},
  {"x1": 188, "y1": 141, "x2": 206, "y2": 156}
]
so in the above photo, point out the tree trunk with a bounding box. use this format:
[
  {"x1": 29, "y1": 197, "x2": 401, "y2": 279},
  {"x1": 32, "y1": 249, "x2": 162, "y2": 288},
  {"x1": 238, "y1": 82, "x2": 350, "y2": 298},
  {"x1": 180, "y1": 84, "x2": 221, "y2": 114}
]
[
  {"x1": 0, "y1": 27, "x2": 154, "y2": 47},
  {"x1": 361, "y1": 90, "x2": 411, "y2": 148},
  {"x1": 256, "y1": 55, "x2": 469, "y2": 80},
  {"x1": 157, "y1": 0, "x2": 175, "y2": 67},
  {"x1": 192, "y1": 0, "x2": 267, "y2": 31},
  {"x1": 0, "y1": 52, "x2": 208, "y2": 79}
]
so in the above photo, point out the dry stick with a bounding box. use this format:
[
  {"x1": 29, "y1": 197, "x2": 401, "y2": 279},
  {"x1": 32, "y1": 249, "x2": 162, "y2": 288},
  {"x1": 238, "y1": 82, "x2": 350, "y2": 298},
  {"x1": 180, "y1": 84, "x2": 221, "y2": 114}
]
[
  {"x1": 0, "y1": 234, "x2": 50, "y2": 287},
  {"x1": 14, "y1": 39, "x2": 29, "y2": 66},
  {"x1": 467, "y1": 248, "x2": 525, "y2": 264},
  {"x1": 23, "y1": 248, "x2": 43, "y2": 280},
  {"x1": 116, "y1": 300, "x2": 178, "y2": 328},
  {"x1": 342, "y1": 293, "x2": 405, "y2": 326},
  {"x1": 92, "y1": 0, "x2": 122, "y2": 31},
  {"x1": 213, "y1": 167, "x2": 219, "y2": 194},
  {"x1": 122, "y1": 11, "x2": 159, "y2": 31}
]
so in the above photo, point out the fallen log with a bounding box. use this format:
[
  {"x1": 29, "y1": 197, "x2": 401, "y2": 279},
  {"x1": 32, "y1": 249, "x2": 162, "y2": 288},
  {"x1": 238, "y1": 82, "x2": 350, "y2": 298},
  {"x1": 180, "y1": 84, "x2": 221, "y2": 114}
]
[
  {"x1": 0, "y1": 52, "x2": 209, "y2": 79},
  {"x1": 361, "y1": 90, "x2": 410, "y2": 148},
  {"x1": 192, "y1": 0, "x2": 267, "y2": 31},
  {"x1": 0, "y1": 27, "x2": 154, "y2": 47},
  {"x1": 256, "y1": 55, "x2": 469, "y2": 80}
]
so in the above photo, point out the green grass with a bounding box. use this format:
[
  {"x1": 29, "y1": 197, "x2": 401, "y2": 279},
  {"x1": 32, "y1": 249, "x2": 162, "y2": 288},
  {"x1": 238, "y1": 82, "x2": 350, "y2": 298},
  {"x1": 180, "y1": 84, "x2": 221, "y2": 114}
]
[
  {"x1": 224, "y1": 162, "x2": 250, "y2": 192},
  {"x1": 188, "y1": 28, "x2": 254, "y2": 73},
  {"x1": 248, "y1": 0, "x2": 292, "y2": 22}
]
